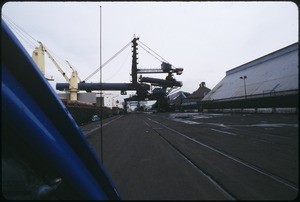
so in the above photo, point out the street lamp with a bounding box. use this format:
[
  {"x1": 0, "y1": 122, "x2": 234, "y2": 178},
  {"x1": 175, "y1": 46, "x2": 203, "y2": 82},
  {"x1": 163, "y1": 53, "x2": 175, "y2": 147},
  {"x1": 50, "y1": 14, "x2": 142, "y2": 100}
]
[{"x1": 240, "y1": 75, "x2": 247, "y2": 99}]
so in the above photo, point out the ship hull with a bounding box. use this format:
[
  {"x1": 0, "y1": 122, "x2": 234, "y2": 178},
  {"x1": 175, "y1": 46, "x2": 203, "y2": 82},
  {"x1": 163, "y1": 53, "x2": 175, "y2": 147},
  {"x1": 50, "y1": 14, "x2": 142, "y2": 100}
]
[{"x1": 66, "y1": 104, "x2": 113, "y2": 125}]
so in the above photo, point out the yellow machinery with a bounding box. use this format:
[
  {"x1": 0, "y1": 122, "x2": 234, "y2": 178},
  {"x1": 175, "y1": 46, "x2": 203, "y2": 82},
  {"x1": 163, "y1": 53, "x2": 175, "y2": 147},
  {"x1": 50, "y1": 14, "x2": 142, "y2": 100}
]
[{"x1": 32, "y1": 41, "x2": 80, "y2": 101}]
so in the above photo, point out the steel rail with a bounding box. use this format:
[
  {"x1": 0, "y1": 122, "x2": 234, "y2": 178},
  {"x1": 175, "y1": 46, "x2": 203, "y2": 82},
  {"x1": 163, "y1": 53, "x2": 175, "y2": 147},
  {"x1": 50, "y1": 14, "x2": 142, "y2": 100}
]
[
  {"x1": 143, "y1": 120, "x2": 236, "y2": 200},
  {"x1": 146, "y1": 117, "x2": 299, "y2": 192}
]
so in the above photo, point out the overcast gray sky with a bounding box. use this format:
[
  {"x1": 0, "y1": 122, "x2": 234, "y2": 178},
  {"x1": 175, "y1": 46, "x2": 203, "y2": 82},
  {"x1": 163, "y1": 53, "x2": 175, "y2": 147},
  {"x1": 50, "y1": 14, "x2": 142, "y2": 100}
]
[{"x1": 2, "y1": 1, "x2": 298, "y2": 101}]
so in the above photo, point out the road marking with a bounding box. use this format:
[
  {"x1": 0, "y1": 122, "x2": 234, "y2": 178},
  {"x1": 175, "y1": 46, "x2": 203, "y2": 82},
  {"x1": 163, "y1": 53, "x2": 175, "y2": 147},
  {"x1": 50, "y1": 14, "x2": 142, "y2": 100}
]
[
  {"x1": 211, "y1": 129, "x2": 237, "y2": 136},
  {"x1": 230, "y1": 123, "x2": 298, "y2": 128},
  {"x1": 143, "y1": 120, "x2": 151, "y2": 127},
  {"x1": 147, "y1": 117, "x2": 298, "y2": 191},
  {"x1": 172, "y1": 118, "x2": 200, "y2": 125},
  {"x1": 262, "y1": 133, "x2": 291, "y2": 140},
  {"x1": 103, "y1": 115, "x2": 124, "y2": 127},
  {"x1": 85, "y1": 115, "x2": 124, "y2": 136},
  {"x1": 153, "y1": 128, "x2": 236, "y2": 200},
  {"x1": 143, "y1": 119, "x2": 163, "y2": 130}
]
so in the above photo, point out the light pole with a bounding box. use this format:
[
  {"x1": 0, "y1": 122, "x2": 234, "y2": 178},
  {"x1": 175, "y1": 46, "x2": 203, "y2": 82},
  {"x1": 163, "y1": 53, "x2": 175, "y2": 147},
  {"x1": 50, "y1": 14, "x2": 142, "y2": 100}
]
[{"x1": 240, "y1": 76, "x2": 247, "y2": 99}]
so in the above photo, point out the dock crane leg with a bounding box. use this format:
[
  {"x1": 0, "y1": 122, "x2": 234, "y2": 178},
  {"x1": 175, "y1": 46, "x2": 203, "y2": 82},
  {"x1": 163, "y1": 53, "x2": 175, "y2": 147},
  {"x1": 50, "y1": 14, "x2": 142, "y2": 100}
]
[{"x1": 69, "y1": 71, "x2": 79, "y2": 101}]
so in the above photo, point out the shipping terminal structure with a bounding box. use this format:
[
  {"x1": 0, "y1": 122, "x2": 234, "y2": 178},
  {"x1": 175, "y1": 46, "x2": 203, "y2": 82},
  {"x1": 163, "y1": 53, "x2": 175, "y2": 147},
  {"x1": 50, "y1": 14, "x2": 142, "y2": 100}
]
[{"x1": 32, "y1": 36, "x2": 184, "y2": 124}]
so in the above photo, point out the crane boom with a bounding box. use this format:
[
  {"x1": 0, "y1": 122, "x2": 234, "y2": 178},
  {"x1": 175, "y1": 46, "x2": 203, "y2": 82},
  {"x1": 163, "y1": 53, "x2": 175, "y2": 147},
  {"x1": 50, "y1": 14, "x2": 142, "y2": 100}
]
[
  {"x1": 137, "y1": 62, "x2": 183, "y2": 75},
  {"x1": 66, "y1": 60, "x2": 82, "y2": 82},
  {"x1": 38, "y1": 41, "x2": 69, "y2": 82},
  {"x1": 37, "y1": 41, "x2": 79, "y2": 101}
]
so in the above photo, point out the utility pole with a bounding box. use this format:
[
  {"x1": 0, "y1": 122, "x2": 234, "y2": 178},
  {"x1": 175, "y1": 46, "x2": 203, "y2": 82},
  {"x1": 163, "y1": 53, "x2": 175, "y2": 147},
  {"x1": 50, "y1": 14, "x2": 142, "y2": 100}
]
[{"x1": 99, "y1": 5, "x2": 103, "y2": 164}]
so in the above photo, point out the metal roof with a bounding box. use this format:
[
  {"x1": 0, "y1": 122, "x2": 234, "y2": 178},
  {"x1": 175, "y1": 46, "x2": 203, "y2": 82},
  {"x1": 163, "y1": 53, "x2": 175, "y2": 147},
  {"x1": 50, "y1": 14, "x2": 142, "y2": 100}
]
[
  {"x1": 168, "y1": 91, "x2": 190, "y2": 100},
  {"x1": 202, "y1": 43, "x2": 299, "y2": 101},
  {"x1": 189, "y1": 86, "x2": 211, "y2": 98}
]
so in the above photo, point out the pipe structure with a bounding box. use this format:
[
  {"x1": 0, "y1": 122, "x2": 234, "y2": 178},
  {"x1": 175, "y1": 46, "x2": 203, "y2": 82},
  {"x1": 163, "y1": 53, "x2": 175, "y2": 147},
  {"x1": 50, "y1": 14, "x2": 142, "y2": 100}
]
[
  {"x1": 140, "y1": 77, "x2": 182, "y2": 87},
  {"x1": 56, "y1": 82, "x2": 150, "y2": 92}
]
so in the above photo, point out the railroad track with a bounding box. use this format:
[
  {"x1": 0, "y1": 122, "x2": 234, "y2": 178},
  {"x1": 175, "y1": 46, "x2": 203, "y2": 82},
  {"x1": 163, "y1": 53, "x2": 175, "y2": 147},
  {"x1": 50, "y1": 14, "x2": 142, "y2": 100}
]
[
  {"x1": 86, "y1": 113, "x2": 298, "y2": 200},
  {"x1": 144, "y1": 115, "x2": 298, "y2": 200}
]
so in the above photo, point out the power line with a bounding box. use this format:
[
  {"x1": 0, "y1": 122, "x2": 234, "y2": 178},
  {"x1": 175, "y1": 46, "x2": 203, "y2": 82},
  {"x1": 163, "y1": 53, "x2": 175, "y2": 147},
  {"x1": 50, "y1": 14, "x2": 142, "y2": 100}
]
[
  {"x1": 104, "y1": 50, "x2": 131, "y2": 82},
  {"x1": 3, "y1": 15, "x2": 38, "y2": 47},
  {"x1": 83, "y1": 41, "x2": 132, "y2": 82},
  {"x1": 2, "y1": 15, "x2": 82, "y2": 81},
  {"x1": 3, "y1": 16, "x2": 37, "y2": 49},
  {"x1": 139, "y1": 40, "x2": 174, "y2": 67},
  {"x1": 138, "y1": 44, "x2": 163, "y2": 63}
]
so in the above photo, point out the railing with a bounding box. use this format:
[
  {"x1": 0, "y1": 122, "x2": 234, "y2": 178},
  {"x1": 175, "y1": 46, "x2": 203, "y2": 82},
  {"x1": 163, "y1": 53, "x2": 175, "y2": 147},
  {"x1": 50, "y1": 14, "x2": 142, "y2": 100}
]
[{"x1": 204, "y1": 89, "x2": 298, "y2": 103}]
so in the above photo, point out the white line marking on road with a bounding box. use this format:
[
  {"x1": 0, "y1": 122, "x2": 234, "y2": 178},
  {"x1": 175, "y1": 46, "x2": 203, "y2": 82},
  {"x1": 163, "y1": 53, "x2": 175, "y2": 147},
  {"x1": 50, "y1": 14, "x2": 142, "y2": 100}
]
[
  {"x1": 147, "y1": 117, "x2": 298, "y2": 191},
  {"x1": 143, "y1": 120, "x2": 151, "y2": 127},
  {"x1": 103, "y1": 115, "x2": 124, "y2": 127},
  {"x1": 85, "y1": 115, "x2": 124, "y2": 136},
  {"x1": 211, "y1": 129, "x2": 237, "y2": 136}
]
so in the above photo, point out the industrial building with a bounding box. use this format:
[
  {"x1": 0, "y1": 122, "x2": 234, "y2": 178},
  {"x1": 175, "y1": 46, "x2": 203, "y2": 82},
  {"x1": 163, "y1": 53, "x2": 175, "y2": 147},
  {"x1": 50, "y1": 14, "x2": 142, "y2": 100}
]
[
  {"x1": 201, "y1": 42, "x2": 298, "y2": 113},
  {"x1": 168, "y1": 82, "x2": 211, "y2": 111},
  {"x1": 168, "y1": 91, "x2": 191, "y2": 110},
  {"x1": 181, "y1": 82, "x2": 211, "y2": 111}
]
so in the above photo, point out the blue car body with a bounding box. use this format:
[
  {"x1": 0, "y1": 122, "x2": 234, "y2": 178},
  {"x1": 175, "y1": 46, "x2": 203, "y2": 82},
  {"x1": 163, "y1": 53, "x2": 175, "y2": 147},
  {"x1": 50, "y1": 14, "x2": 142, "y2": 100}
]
[{"x1": 1, "y1": 20, "x2": 120, "y2": 200}]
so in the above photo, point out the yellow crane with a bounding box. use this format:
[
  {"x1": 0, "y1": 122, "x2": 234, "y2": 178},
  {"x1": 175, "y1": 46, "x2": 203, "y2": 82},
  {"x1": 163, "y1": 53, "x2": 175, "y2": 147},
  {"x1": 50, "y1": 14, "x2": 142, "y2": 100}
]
[{"x1": 32, "y1": 41, "x2": 80, "y2": 101}]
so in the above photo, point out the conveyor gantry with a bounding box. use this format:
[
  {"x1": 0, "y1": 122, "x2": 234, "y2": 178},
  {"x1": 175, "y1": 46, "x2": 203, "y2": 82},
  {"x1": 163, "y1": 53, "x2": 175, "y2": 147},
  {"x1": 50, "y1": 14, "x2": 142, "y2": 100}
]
[{"x1": 56, "y1": 37, "x2": 183, "y2": 100}]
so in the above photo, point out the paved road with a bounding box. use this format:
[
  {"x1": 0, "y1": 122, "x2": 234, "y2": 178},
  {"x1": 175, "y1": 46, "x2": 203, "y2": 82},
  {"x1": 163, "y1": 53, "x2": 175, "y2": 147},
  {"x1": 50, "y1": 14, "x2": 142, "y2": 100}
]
[{"x1": 81, "y1": 112, "x2": 298, "y2": 200}]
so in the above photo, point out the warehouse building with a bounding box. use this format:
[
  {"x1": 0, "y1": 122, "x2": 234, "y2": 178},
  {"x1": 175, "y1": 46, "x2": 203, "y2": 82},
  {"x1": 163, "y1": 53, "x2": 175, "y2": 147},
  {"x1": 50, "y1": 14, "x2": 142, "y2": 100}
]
[
  {"x1": 168, "y1": 82, "x2": 211, "y2": 111},
  {"x1": 201, "y1": 42, "x2": 298, "y2": 113},
  {"x1": 181, "y1": 82, "x2": 211, "y2": 111},
  {"x1": 168, "y1": 91, "x2": 191, "y2": 111}
]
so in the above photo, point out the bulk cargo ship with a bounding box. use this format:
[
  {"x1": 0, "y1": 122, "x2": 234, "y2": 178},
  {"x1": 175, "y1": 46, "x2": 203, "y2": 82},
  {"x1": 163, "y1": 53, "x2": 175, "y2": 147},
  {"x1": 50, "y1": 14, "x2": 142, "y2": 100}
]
[
  {"x1": 5, "y1": 15, "x2": 184, "y2": 124},
  {"x1": 31, "y1": 38, "x2": 183, "y2": 124},
  {"x1": 31, "y1": 41, "x2": 116, "y2": 125}
]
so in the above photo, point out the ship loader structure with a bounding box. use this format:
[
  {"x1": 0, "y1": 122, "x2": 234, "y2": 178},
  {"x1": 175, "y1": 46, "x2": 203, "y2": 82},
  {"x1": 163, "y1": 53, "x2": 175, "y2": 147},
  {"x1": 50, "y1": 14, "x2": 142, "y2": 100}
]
[{"x1": 56, "y1": 37, "x2": 184, "y2": 112}]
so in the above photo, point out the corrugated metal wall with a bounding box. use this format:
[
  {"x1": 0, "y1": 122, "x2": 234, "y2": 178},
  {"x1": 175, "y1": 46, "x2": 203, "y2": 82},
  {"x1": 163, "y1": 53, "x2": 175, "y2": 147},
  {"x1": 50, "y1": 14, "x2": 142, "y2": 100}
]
[{"x1": 202, "y1": 43, "x2": 298, "y2": 102}]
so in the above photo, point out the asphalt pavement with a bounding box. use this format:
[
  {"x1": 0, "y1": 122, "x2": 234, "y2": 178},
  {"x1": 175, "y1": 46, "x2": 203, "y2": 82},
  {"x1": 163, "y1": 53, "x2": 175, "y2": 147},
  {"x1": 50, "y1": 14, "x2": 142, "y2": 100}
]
[{"x1": 81, "y1": 112, "x2": 298, "y2": 200}]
